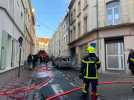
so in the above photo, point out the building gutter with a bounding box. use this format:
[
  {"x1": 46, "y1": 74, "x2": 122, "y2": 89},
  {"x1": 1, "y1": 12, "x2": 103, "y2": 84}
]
[{"x1": 0, "y1": 6, "x2": 24, "y2": 38}]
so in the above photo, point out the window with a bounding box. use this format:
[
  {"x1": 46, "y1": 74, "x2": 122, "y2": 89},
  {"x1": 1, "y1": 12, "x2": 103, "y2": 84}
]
[
  {"x1": 73, "y1": 9, "x2": 76, "y2": 19},
  {"x1": 73, "y1": 26, "x2": 76, "y2": 39},
  {"x1": 78, "y1": 1, "x2": 81, "y2": 14},
  {"x1": 105, "y1": 39, "x2": 124, "y2": 70},
  {"x1": 66, "y1": 35, "x2": 68, "y2": 43},
  {"x1": 64, "y1": 36, "x2": 66, "y2": 43},
  {"x1": 71, "y1": 30, "x2": 73, "y2": 41},
  {"x1": 0, "y1": 32, "x2": 8, "y2": 69},
  {"x1": 70, "y1": 30, "x2": 72, "y2": 42},
  {"x1": 106, "y1": 1, "x2": 120, "y2": 25},
  {"x1": 21, "y1": 12, "x2": 23, "y2": 17},
  {"x1": 84, "y1": 16, "x2": 88, "y2": 33},
  {"x1": 70, "y1": 12, "x2": 73, "y2": 24},
  {"x1": 84, "y1": 0, "x2": 88, "y2": 8},
  {"x1": 78, "y1": 22, "x2": 81, "y2": 36},
  {"x1": 17, "y1": 1, "x2": 20, "y2": 7}
]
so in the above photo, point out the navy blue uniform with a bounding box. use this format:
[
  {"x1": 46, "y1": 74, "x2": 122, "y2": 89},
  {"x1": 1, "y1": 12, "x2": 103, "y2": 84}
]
[
  {"x1": 80, "y1": 53, "x2": 101, "y2": 95},
  {"x1": 128, "y1": 51, "x2": 134, "y2": 75}
]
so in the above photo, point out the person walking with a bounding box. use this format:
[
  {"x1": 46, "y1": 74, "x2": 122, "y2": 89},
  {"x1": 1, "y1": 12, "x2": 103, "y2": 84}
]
[
  {"x1": 32, "y1": 54, "x2": 38, "y2": 69},
  {"x1": 79, "y1": 46, "x2": 101, "y2": 100},
  {"x1": 27, "y1": 54, "x2": 33, "y2": 70}
]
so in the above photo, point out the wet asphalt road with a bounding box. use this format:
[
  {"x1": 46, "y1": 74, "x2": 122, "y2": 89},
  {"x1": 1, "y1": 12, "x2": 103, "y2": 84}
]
[
  {"x1": 39, "y1": 67, "x2": 84, "y2": 100},
  {"x1": 29, "y1": 64, "x2": 134, "y2": 100}
]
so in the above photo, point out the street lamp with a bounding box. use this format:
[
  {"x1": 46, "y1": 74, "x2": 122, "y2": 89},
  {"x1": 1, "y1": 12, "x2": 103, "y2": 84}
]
[{"x1": 18, "y1": 36, "x2": 23, "y2": 78}]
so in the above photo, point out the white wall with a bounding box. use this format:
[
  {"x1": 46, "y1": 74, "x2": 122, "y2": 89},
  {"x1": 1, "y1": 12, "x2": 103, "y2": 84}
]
[
  {"x1": 99, "y1": 38, "x2": 106, "y2": 73},
  {"x1": 124, "y1": 36, "x2": 134, "y2": 73},
  {"x1": 0, "y1": 9, "x2": 20, "y2": 70},
  {"x1": 0, "y1": 0, "x2": 35, "y2": 73}
]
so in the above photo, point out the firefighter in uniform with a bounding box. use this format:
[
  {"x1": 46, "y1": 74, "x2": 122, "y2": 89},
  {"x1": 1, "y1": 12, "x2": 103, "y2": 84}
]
[
  {"x1": 128, "y1": 49, "x2": 134, "y2": 75},
  {"x1": 79, "y1": 46, "x2": 101, "y2": 100}
]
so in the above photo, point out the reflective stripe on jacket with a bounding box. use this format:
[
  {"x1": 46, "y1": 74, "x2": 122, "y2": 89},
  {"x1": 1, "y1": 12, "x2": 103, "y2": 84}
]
[
  {"x1": 130, "y1": 58, "x2": 134, "y2": 63},
  {"x1": 80, "y1": 54, "x2": 101, "y2": 80}
]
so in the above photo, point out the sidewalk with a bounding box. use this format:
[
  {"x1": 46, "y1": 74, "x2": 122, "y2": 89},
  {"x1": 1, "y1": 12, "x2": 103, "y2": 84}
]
[
  {"x1": 0, "y1": 67, "x2": 32, "y2": 86},
  {"x1": 62, "y1": 65, "x2": 134, "y2": 99},
  {"x1": 99, "y1": 72, "x2": 134, "y2": 82},
  {"x1": 71, "y1": 64, "x2": 134, "y2": 82},
  {"x1": 98, "y1": 72, "x2": 134, "y2": 100},
  {"x1": 0, "y1": 66, "x2": 32, "y2": 100}
]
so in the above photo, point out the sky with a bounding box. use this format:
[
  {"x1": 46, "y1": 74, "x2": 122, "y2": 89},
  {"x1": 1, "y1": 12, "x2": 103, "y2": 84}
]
[{"x1": 32, "y1": 0, "x2": 70, "y2": 38}]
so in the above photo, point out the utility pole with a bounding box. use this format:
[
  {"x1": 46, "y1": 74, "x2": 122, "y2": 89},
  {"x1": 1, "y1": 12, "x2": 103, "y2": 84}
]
[{"x1": 96, "y1": 0, "x2": 99, "y2": 56}]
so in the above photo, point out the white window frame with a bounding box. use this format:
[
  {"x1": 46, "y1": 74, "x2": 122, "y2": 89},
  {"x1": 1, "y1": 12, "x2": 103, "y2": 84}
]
[
  {"x1": 106, "y1": 41, "x2": 124, "y2": 70},
  {"x1": 107, "y1": 2, "x2": 120, "y2": 25}
]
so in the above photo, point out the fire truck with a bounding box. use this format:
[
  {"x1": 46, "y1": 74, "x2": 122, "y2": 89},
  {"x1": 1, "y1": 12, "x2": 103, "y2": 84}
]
[{"x1": 37, "y1": 50, "x2": 49, "y2": 63}]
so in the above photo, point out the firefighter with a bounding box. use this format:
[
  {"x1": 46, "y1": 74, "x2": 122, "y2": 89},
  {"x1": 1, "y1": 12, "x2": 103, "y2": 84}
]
[
  {"x1": 79, "y1": 46, "x2": 101, "y2": 100},
  {"x1": 128, "y1": 49, "x2": 134, "y2": 75}
]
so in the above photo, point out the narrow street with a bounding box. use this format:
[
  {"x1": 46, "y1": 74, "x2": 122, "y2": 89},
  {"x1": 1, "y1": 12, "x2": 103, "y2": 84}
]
[
  {"x1": 1, "y1": 0, "x2": 134, "y2": 100},
  {"x1": 39, "y1": 66, "x2": 82, "y2": 100},
  {"x1": 28, "y1": 63, "x2": 134, "y2": 100}
]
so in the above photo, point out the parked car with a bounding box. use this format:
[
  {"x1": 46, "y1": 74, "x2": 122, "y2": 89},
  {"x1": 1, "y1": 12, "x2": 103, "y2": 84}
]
[{"x1": 55, "y1": 56, "x2": 73, "y2": 69}]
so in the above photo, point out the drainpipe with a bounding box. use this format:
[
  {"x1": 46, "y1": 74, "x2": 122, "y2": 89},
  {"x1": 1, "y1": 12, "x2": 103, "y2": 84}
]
[
  {"x1": 96, "y1": 0, "x2": 103, "y2": 74},
  {"x1": 96, "y1": 0, "x2": 99, "y2": 56}
]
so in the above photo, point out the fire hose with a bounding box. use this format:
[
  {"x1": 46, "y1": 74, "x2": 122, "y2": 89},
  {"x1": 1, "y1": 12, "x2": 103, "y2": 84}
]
[
  {"x1": 0, "y1": 77, "x2": 52, "y2": 96},
  {"x1": 46, "y1": 80, "x2": 134, "y2": 100}
]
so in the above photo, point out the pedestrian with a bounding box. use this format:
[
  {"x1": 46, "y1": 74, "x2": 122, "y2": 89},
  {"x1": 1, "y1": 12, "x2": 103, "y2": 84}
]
[
  {"x1": 128, "y1": 49, "x2": 134, "y2": 75},
  {"x1": 32, "y1": 54, "x2": 38, "y2": 69},
  {"x1": 27, "y1": 54, "x2": 33, "y2": 70},
  {"x1": 79, "y1": 46, "x2": 101, "y2": 100},
  {"x1": 39, "y1": 55, "x2": 42, "y2": 64}
]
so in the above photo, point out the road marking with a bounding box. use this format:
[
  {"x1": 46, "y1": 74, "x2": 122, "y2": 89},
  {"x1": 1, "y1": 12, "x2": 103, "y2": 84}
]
[
  {"x1": 51, "y1": 84, "x2": 70, "y2": 100},
  {"x1": 51, "y1": 84, "x2": 65, "y2": 100},
  {"x1": 70, "y1": 82, "x2": 76, "y2": 87},
  {"x1": 48, "y1": 79, "x2": 54, "y2": 84},
  {"x1": 51, "y1": 84, "x2": 63, "y2": 94}
]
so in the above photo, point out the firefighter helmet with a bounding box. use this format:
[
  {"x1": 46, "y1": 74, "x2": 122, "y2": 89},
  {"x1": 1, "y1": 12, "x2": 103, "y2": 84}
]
[{"x1": 86, "y1": 46, "x2": 96, "y2": 54}]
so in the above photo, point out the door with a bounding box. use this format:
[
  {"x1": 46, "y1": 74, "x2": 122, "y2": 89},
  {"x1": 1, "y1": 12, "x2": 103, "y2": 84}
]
[
  {"x1": 105, "y1": 39, "x2": 124, "y2": 70},
  {"x1": 0, "y1": 32, "x2": 8, "y2": 69},
  {"x1": 11, "y1": 39, "x2": 15, "y2": 67}
]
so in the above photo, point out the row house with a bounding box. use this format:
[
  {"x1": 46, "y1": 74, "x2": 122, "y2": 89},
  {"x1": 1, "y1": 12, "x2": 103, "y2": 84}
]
[
  {"x1": 60, "y1": 13, "x2": 70, "y2": 57},
  {"x1": 49, "y1": 13, "x2": 70, "y2": 58},
  {"x1": 36, "y1": 37, "x2": 49, "y2": 53},
  {"x1": 50, "y1": 31, "x2": 60, "y2": 58},
  {"x1": 0, "y1": 0, "x2": 36, "y2": 73},
  {"x1": 68, "y1": 0, "x2": 134, "y2": 73}
]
